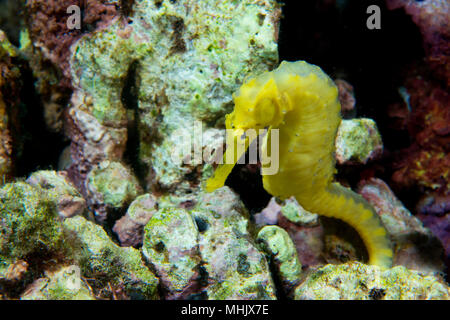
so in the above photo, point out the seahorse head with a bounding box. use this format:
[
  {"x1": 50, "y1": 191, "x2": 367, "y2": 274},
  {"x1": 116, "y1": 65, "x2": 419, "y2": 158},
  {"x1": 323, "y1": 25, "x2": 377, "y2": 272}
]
[{"x1": 225, "y1": 75, "x2": 289, "y2": 131}]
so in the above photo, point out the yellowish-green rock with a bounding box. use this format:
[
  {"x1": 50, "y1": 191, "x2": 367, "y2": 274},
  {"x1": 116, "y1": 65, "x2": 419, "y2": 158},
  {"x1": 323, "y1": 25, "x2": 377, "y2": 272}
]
[
  {"x1": 142, "y1": 187, "x2": 277, "y2": 300},
  {"x1": 21, "y1": 265, "x2": 95, "y2": 300},
  {"x1": 335, "y1": 118, "x2": 383, "y2": 165},
  {"x1": 63, "y1": 216, "x2": 159, "y2": 300},
  {"x1": 0, "y1": 182, "x2": 65, "y2": 267},
  {"x1": 257, "y1": 225, "x2": 302, "y2": 287},
  {"x1": 295, "y1": 262, "x2": 450, "y2": 300}
]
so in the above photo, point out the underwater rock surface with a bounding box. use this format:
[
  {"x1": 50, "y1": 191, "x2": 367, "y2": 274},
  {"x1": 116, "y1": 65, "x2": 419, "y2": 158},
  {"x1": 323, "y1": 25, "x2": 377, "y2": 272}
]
[
  {"x1": 0, "y1": 30, "x2": 20, "y2": 181},
  {"x1": 257, "y1": 225, "x2": 303, "y2": 297},
  {"x1": 143, "y1": 187, "x2": 277, "y2": 300},
  {"x1": 359, "y1": 178, "x2": 445, "y2": 273},
  {"x1": 0, "y1": 0, "x2": 448, "y2": 300},
  {"x1": 335, "y1": 118, "x2": 383, "y2": 165},
  {"x1": 62, "y1": 0, "x2": 280, "y2": 207},
  {"x1": 27, "y1": 170, "x2": 87, "y2": 219},
  {"x1": 295, "y1": 262, "x2": 450, "y2": 300},
  {"x1": 21, "y1": 265, "x2": 95, "y2": 300},
  {"x1": 113, "y1": 193, "x2": 159, "y2": 247},
  {"x1": 86, "y1": 160, "x2": 142, "y2": 222},
  {"x1": 0, "y1": 171, "x2": 158, "y2": 299},
  {"x1": 64, "y1": 215, "x2": 159, "y2": 300}
]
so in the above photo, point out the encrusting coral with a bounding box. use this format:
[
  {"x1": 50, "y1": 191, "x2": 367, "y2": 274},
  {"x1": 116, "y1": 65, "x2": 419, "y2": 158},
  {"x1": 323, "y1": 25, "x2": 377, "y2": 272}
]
[
  {"x1": 295, "y1": 262, "x2": 450, "y2": 300},
  {"x1": 64, "y1": 0, "x2": 280, "y2": 208},
  {"x1": 206, "y1": 60, "x2": 393, "y2": 268},
  {"x1": 0, "y1": 30, "x2": 21, "y2": 182},
  {"x1": 0, "y1": 0, "x2": 448, "y2": 301},
  {"x1": 142, "y1": 187, "x2": 277, "y2": 300}
]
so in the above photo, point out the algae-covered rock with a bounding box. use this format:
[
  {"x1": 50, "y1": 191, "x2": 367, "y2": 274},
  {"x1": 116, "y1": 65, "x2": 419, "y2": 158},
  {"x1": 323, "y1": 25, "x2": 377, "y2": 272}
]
[
  {"x1": 335, "y1": 118, "x2": 383, "y2": 165},
  {"x1": 67, "y1": 0, "x2": 280, "y2": 196},
  {"x1": 142, "y1": 207, "x2": 200, "y2": 299},
  {"x1": 193, "y1": 187, "x2": 275, "y2": 300},
  {"x1": 295, "y1": 262, "x2": 450, "y2": 300},
  {"x1": 0, "y1": 30, "x2": 21, "y2": 182},
  {"x1": 113, "y1": 193, "x2": 159, "y2": 247},
  {"x1": 279, "y1": 197, "x2": 319, "y2": 227},
  {"x1": 27, "y1": 170, "x2": 87, "y2": 219},
  {"x1": 195, "y1": 186, "x2": 251, "y2": 236},
  {"x1": 193, "y1": 207, "x2": 276, "y2": 300},
  {"x1": 21, "y1": 265, "x2": 95, "y2": 300},
  {"x1": 254, "y1": 196, "x2": 320, "y2": 228},
  {"x1": 358, "y1": 178, "x2": 445, "y2": 273},
  {"x1": 0, "y1": 182, "x2": 65, "y2": 267},
  {"x1": 254, "y1": 196, "x2": 325, "y2": 269},
  {"x1": 86, "y1": 161, "x2": 142, "y2": 222},
  {"x1": 257, "y1": 225, "x2": 302, "y2": 294},
  {"x1": 63, "y1": 216, "x2": 159, "y2": 300},
  {"x1": 142, "y1": 187, "x2": 276, "y2": 300}
]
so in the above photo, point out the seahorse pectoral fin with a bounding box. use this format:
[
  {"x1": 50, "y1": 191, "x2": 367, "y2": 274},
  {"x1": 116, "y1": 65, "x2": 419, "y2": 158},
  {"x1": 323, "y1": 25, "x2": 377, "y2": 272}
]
[{"x1": 205, "y1": 129, "x2": 258, "y2": 192}]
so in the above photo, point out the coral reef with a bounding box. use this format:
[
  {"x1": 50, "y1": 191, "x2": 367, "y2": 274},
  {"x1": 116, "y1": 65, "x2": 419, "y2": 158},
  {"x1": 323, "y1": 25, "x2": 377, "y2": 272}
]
[
  {"x1": 257, "y1": 225, "x2": 302, "y2": 297},
  {"x1": 391, "y1": 77, "x2": 450, "y2": 197},
  {"x1": 0, "y1": 172, "x2": 158, "y2": 299},
  {"x1": 295, "y1": 262, "x2": 449, "y2": 300},
  {"x1": 0, "y1": 0, "x2": 448, "y2": 301},
  {"x1": 386, "y1": 0, "x2": 450, "y2": 86},
  {"x1": 113, "y1": 193, "x2": 159, "y2": 247},
  {"x1": 387, "y1": 70, "x2": 450, "y2": 275},
  {"x1": 335, "y1": 118, "x2": 383, "y2": 165},
  {"x1": 66, "y1": 0, "x2": 280, "y2": 204},
  {"x1": 25, "y1": 0, "x2": 120, "y2": 89},
  {"x1": 384, "y1": 0, "x2": 450, "y2": 279},
  {"x1": 21, "y1": 0, "x2": 121, "y2": 133},
  {"x1": 64, "y1": 215, "x2": 159, "y2": 300},
  {"x1": 143, "y1": 187, "x2": 276, "y2": 300},
  {"x1": 0, "y1": 181, "x2": 66, "y2": 266},
  {"x1": 86, "y1": 160, "x2": 142, "y2": 222},
  {"x1": 0, "y1": 30, "x2": 21, "y2": 181},
  {"x1": 255, "y1": 177, "x2": 446, "y2": 275},
  {"x1": 21, "y1": 265, "x2": 95, "y2": 300},
  {"x1": 359, "y1": 178, "x2": 445, "y2": 273},
  {"x1": 26, "y1": 170, "x2": 87, "y2": 219},
  {"x1": 0, "y1": 180, "x2": 69, "y2": 298}
]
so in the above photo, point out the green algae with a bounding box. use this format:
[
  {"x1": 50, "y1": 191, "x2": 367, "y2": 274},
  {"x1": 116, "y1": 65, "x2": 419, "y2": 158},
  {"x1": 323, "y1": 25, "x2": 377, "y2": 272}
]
[
  {"x1": 63, "y1": 216, "x2": 159, "y2": 299},
  {"x1": 0, "y1": 182, "x2": 65, "y2": 265}
]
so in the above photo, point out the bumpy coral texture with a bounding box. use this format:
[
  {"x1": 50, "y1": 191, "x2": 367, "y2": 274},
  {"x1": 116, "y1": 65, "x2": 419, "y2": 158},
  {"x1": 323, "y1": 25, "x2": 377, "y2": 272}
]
[
  {"x1": 64, "y1": 0, "x2": 280, "y2": 206},
  {"x1": 26, "y1": 0, "x2": 120, "y2": 89},
  {"x1": 391, "y1": 76, "x2": 450, "y2": 206},
  {"x1": 386, "y1": 0, "x2": 450, "y2": 86},
  {"x1": 0, "y1": 33, "x2": 20, "y2": 180}
]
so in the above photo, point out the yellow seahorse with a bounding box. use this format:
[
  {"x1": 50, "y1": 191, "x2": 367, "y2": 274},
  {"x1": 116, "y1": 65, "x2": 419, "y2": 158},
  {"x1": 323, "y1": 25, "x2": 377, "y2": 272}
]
[{"x1": 206, "y1": 60, "x2": 393, "y2": 268}]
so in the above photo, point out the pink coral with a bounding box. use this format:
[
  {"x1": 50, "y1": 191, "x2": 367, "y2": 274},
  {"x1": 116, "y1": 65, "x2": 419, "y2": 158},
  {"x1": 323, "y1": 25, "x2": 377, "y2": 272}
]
[
  {"x1": 386, "y1": 0, "x2": 450, "y2": 86},
  {"x1": 391, "y1": 76, "x2": 450, "y2": 194},
  {"x1": 26, "y1": 0, "x2": 120, "y2": 89}
]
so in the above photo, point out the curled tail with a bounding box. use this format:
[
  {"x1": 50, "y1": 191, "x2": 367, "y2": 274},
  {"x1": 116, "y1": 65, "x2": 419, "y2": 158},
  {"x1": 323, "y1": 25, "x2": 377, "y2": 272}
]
[{"x1": 299, "y1": 183, "x2": 393, "y2": 268}]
